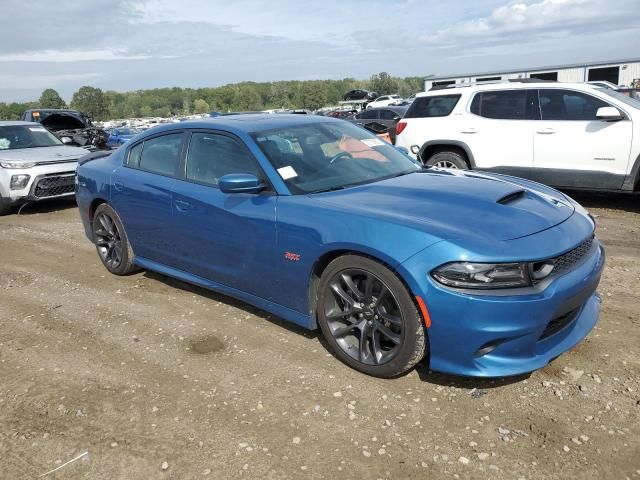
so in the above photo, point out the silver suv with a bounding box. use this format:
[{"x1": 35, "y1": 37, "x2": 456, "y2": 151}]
[{"x1": 0, "y1": 121, "x2": 89, "y2": 215}]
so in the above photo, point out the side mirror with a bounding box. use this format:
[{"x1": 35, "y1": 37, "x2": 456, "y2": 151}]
[
  {"x1": 60, "y1": 136, "x2": 72, "y2": 144},
  {"x1": 596, "y1": 106, "x2": 623, "y2": 121},
  {"x1": 218, "y1": 173, "x2": 265, "y2": 194}
]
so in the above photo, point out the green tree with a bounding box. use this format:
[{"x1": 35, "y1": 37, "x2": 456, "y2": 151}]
[
  {"x1": 38, "y1": 89, "x2": 66, "y2": 109},
  {"x1": 70, "y1": 86, "x2": 108, "y2": 120},
  {"x1": 301, "y1": 82, "x2": 327, "y2": 111},
  {"x1": 193, "y1": 98, "x2": 210, "y2": 114},
  {"x1": 370, "y1": 72, "x2": 398, "y2": 96}
]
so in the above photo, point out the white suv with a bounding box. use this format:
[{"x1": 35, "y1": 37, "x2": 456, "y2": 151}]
[
  {"x1": 395, "y1": 81, "x2": 640, "y2": 192},
  {"x1": 0, "y1": 121, "x2": 89, "y2": 215}
]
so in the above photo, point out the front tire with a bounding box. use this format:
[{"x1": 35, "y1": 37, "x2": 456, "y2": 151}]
[
  {"x1": 92, "y1": 203, "x2": 138, "y2": 275},
  {"x1": 316, "y1": 255, "x2": 427, "y2": 378},
  {"x1": 425, "y1": 151, "x2": 468, "y2": 169},
  {"x1": 0, "y1": 194, "x2": 14, "y2": 216}
]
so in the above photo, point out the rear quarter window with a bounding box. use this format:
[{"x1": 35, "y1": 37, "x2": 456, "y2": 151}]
[{"x1": 405, "y1": 95, "x2": 461, "y2": 118}]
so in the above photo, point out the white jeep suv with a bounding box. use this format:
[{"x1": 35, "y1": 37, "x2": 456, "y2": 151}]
[
  {"x1": 0, "y1": 121, "x2": 89, "y2": 215},
  {"x1": 395, "y1": 80, "x2": 640, "y2": 192}
]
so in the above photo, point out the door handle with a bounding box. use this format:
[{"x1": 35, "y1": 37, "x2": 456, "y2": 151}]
[
  {"x1": 461, "y1": 128, "x2": 478, "y2": 134},
  {"x1": 175, "y1": 200, "x2": 193, "y2": 212},
  {"x1": 536, "y1": 128, "x2": 556, "y2": 135},
  {"x1": 113, "y1": 182, "x2": 124, "y2": 192}
]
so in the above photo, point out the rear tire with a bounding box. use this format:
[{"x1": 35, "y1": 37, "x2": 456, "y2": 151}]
[
  {"x1": 425, "y1": 151, "x2": 468, "y2": 169},
  {"x1": 92, "y1": 203, "x2": 138, "y2": 275},
  {"x1": 316, "y1": 255, "x2": 427, "y2": 378}
]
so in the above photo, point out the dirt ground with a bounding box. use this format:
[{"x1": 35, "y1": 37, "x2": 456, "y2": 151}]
[{"x1": 0, "y1": 193, "x2": 639, "y2": 480}]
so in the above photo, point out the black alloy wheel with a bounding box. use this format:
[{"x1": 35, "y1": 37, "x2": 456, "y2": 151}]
[
  {"x1": 324, "y1": 269, "x2": 403, "y2": 365},
  {"x1": 94, "y1": 212, "x2": 123, "y2": 270},
  {"x1": 92, "y1": 203, "x2": 138, "y2": 275},
  {"x1": 317, "y1": 255, "x2": 427, "y2": 377}
]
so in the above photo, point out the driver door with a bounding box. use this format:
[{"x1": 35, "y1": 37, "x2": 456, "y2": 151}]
[{"x1": 169, "y1": 131, "x2": 278, "y2": 300}]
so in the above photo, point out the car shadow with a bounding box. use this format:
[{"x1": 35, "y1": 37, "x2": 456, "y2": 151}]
[
  {"x1": 143, "y1": 271, "x2": 530, "y2": 388},
  {"x1": 142, "y1": 271, "x2": 318, "y2": 340},
  {"x1": 415, "y1": 363, "x2": 531, "y2": 389},
  {"x1": 15, "y1": 198, "x2": 77, "y2": 215},
  {"x1": 563, "y1": 190, "x2": 640, "y2": 214}
]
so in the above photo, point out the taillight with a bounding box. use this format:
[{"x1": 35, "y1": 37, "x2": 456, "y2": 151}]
[{"x1": 396, "y1": 121, "x2": 407, "y2": 135}]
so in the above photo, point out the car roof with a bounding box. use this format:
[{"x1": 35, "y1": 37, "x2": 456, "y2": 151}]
[
  {"x1": 0, "y1": 120, "x2": 41, "y2": 127},
  {"x1": 136, "y1": 114, "x2": 342, "y2": 137},
  {"x1": 418, "y1": 82, "x2": 599, "y2": 97}
]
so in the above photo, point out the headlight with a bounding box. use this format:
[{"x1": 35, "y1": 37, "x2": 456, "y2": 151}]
[
  {"x1": 1, "y1": 161, "x2": 37, "y2": 169},
  {"x1": 432, "y1": 262, "x2": 533, "y2": 289}
]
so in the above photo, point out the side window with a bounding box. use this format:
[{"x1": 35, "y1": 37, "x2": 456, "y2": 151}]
[
  {"x1": 405, "y1": 95, "x2": 461, "y2": 118},
  {"x1": 357, "y1": 109, "x2": 378, "y2": 120},
  {"x1": 379, "y1": 109, "x2": 398, "y2": 120},
  {"x1": 539, "y1": 89, "x2": 610, "y2": 121},
  {"x1": 185, "y1": 133, "x2": 261, "y2": 187},
  {"x1": 127, "y1": 142, "x2": 143, "y2": 167},
  {"x1": 137, "y1": 133, "x2": 183, "y2": 176},
  {"x1": 470, "y1": 90, "x2": 538, "y2": 120}
]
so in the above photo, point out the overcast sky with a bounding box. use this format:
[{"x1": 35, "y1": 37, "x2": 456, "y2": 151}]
[{"x1": 1, "y1": 0, "x2": 639, "y2": 102}]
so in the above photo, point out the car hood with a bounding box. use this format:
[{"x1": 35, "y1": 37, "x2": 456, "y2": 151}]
[
  {"x1": 0, "y1": 145, "x2": 88, "y2": 164},
  {"x1": 311, "y1": 170, "x2": 575, "y2": 242}
]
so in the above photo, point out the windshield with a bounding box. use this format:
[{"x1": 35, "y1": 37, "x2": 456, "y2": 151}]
[
  {"x1": 0, "y1": 125, "x2": 62, "y2": 150},
  {"x1": 253, "y1": 121, "x2": 420, "y2": 194},
  {"x1": 596, "y1": 88, "x2": 640, "y2": 109}
]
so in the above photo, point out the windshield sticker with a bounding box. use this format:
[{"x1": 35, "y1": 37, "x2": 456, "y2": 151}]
[
  {"x1": 277, "y1": 166, "x2": 298, "y2": 180},
  {"x1": 29, "y1": 127, "x2": 47, "y2": 132},
  {"x1": 361, "y1": 138, "x2": 385, "y2": 147},
  {"x1": 0, "y1": 139, "x2": 9, "y2": 150}
]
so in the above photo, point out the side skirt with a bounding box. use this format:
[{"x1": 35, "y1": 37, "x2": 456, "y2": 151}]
[{"x1": 134, "y1": 256, "x2": 313, "y2": 330}]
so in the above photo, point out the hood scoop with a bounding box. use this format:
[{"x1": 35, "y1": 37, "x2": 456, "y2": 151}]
[{"x1": 497, "y1": 189, "x2": 527, "y2": 205}]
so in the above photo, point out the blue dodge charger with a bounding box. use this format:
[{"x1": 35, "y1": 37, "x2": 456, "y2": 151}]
[{"x1": 76, "y1": 115, "x2": 604, "y2": 378}]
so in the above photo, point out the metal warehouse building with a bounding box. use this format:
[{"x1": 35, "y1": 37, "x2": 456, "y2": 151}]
[{"x1": 424, "y1": 58, "x2": 640, "y2": 90}]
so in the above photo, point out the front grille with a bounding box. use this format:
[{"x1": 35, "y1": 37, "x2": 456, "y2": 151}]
[
  {"x1": 539, "y1": 307, "x2": 581, "y2": 340},
  {"x1": 532, "y1": 236, "x2": 595, "y2": 285},
  {"x1": 552, "y1": 236, "x2": 594, "y2": 276},
  {"x1": 32, "y1": 174, "x2": 75, "y2": 199}
]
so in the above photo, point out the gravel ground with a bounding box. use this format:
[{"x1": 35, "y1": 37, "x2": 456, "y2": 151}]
[{"x1": 0, "y1": 194, "x2": 638, "y2": 479}]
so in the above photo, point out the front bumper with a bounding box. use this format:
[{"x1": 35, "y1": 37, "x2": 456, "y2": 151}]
[
  {"x1": 0, "y1": 162, "x2": 77, "y2": 205},
  {"x1": 400, "y1": 234, "x2": 605, "y2": 378}
]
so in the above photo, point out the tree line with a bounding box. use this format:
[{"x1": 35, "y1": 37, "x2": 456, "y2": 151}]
[{"x1": 0, "y1": 72, "x2": 424, "y2": 121}]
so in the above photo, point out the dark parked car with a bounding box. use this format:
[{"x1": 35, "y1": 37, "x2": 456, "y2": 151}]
[
  {"x1": 349, "y1": 106, "x2": 408, "y2": 144},
  {"x1": 343, "y1": 89, "x2": 378, "y2": 102}
]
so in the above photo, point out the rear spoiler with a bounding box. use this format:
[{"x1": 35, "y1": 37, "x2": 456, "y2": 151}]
[{"x1": 78, "y1": 149, "x2": 113, "y2": 165}]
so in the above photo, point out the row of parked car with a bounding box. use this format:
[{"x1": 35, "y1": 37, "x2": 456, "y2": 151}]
[
  {"x1": 0, "y1": 88, "x2": 614, "y2": 379},
  {"x1": 2, "y1": 78, "x2": 640, "y2": 216}
]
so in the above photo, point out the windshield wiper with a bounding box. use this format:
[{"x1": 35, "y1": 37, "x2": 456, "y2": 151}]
[{"x1": 308, "y1": 185, "x2": 346, "y2": 194}]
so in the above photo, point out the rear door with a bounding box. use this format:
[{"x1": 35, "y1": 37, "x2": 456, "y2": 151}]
[
  {"x1": 170, "y1": 131, "x2": 277, "y2": 299},
  {"x1": 533, "y1": 88, "x2": 632, "y2": 189},
  {"x1": 464, "y1": 89, "x2": 539, "y2": 178},
  {"x1": 110, "y1": 132, "x2": 186, "y2": 266}
]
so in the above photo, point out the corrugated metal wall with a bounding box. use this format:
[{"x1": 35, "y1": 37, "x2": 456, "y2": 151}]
[
  {"x1": 620, "y1": 63, "x2": 640, "y2": 86},
  {"x1": 423, "y1": 61, "x2": 640, "y2": 90}
]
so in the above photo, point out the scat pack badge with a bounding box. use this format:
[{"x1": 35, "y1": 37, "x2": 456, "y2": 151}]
[{"x1": 284, "y1": 252, "x2": 301, "y2": 262}]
